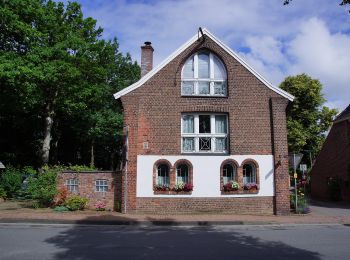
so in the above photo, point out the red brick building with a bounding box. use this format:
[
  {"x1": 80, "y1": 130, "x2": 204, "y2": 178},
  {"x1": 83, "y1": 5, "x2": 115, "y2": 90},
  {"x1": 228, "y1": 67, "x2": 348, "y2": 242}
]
[
  {"x1": 311, "y1": 105, "x2": 350, "y2": 201},
  {"x1": 113, "y1": 28, "x2": 294, "y2": 215}
]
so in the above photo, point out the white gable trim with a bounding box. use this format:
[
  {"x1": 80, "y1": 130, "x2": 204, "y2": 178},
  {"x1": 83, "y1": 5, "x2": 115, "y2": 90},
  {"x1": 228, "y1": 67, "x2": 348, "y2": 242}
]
[{"x1": 114, "y1": 28, "x2": 294, "y2": 101}]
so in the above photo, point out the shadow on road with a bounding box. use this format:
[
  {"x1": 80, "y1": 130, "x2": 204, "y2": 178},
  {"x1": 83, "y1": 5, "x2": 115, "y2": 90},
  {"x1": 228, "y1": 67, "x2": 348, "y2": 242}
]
[{"x1": 45, "y1": 215, "x2": 322, "y2": 259}]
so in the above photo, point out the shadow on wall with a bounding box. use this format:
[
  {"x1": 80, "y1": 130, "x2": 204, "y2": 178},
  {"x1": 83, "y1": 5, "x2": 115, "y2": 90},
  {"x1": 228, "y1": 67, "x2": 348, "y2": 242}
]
[{"x1": 45, "y1": 215, "x2": 321, "y2": 260}]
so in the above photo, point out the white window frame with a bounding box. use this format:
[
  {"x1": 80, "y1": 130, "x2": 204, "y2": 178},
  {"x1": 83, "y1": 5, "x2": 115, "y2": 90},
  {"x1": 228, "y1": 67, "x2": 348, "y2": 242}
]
[
  {"x1": 65, "y1": 178, "x2": 78, "y2": 192},
  {"x1": 181, "y1": 52, "x2": 227, "y2": 96},
  {"x1": 95, "y1": 179, "x2": 108, "y2": 192},
  {"x1": 181, "y1": 113, "x2": 228, "y2": 153}
]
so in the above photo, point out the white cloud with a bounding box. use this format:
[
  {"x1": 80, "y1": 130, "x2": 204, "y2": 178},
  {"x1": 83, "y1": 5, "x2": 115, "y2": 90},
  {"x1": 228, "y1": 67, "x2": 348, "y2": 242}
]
[
  {"x1": 237, "y1": 18, "x2": 350, "y2": 112},
  {"x1": 287, "y1": 18, "x2": 350, "y2": 111}
]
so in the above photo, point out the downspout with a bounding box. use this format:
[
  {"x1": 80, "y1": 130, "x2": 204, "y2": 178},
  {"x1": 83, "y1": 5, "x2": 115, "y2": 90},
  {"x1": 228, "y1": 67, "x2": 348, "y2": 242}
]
[{"x1": 123, "y1": 126, "x2": 129, "y2": 213}]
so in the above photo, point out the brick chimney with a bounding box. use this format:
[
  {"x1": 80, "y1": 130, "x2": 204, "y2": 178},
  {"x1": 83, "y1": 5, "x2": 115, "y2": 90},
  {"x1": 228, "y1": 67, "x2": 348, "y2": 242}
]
[{"x1": 141, "y1": 41, "x2": 154, "y2": 77}]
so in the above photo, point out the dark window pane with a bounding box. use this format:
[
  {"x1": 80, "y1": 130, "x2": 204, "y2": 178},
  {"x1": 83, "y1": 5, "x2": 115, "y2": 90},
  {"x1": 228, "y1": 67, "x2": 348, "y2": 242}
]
[{"x1": 199, "y1": 115, "x2": 211, "y2": 133}]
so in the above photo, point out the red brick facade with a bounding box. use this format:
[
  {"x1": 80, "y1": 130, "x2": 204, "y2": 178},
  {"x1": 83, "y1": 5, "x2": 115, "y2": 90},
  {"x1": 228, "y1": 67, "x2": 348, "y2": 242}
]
[
  {"x1": 118, "y1": 34, "x2": 292, "y2": 215},
  {"x1": 58, "y1": 171, "x2": 122, "y2": 211},
  {"x1": 311, "y1": 118, "x2": 350, "y2": 201}
]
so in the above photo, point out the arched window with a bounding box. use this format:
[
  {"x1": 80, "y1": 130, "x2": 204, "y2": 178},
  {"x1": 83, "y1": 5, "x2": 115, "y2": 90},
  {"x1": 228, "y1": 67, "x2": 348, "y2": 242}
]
[
  {"x1": 243, "y1": 163, "x2": 256, "y2": 184},
  {"x1": 157, "y1": 164, "x2": 170, "y2": 186},
  {"x1": 176, "y1": 164, "x2": 189, "y2": 184},
  {"x1": 181, "y1": 51, "x2": 227, "y2": 96},
  {"x1": 223, "y1": 163, "x2": 237, "y2": 184}
]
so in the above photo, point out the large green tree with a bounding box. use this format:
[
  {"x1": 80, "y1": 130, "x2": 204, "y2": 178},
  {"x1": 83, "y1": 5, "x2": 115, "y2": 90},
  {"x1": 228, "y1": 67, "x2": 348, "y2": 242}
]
[
  {"x1": 0, "y1": 0, "x2": 140, "y2": 168},
  {"x1": 279, "y1": 74, "x2": 338, "y2": 158}
]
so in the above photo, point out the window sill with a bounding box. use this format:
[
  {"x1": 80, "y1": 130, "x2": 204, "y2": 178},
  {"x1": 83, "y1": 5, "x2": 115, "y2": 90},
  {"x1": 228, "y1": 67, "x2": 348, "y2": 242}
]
[
  {"x1": 181, "y1": 152, "x2": 229, "y2": 155},
  {"x1": 154, "y1": 190, "x2": 193, "y2": 195},
  {"x1": 221, "y1": 189, "x2": 259, "y2": 195},
  {"x1": 181, "y1": 94, "x2": 227, "y2": 98}
]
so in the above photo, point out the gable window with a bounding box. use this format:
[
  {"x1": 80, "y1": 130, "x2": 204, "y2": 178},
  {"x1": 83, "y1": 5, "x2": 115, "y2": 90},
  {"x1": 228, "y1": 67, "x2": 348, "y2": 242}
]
[
  {"x1": 65, "y1": 178, "x2": 78, "y2": 192},
  {"x1": 157, "y1": 164, "x2": 170, "y2": 186},
  {"x1": 181, "y1": 52, "x2": 227, "y2": 96},
  {"x1": 95, "y1": 179, "x2": 108, "y2": 192},
  {"x1": 182, "y1": 114, "x2": 228, "y2": 153}
]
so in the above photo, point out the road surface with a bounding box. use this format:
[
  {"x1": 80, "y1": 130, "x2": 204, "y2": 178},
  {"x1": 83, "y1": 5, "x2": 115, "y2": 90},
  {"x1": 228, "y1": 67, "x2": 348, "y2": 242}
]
[{"x1": 0, "y1": 223, "x2": 349, "y2": 259}]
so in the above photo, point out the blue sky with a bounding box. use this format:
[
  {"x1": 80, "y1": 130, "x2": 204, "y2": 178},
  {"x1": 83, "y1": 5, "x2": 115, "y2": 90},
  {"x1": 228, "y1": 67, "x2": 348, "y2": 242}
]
[{"x1": 63, "y1": 0, "x2": 350, "y2": 112}]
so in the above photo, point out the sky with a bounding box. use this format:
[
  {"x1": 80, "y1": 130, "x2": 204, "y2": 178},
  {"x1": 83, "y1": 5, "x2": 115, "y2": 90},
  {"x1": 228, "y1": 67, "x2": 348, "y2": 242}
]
[{"x1": 63, "y1": 0, "x2": 350, "y2": 112}]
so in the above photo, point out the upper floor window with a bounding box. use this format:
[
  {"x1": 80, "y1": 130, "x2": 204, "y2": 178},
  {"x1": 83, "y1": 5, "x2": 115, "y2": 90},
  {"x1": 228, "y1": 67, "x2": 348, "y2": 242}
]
[
  {"x1": 181, "y1": 113, "x2": 228, "y2": 153},
  {"x1": 181, "y1": 52, "x2": 227, "y2": 96}
]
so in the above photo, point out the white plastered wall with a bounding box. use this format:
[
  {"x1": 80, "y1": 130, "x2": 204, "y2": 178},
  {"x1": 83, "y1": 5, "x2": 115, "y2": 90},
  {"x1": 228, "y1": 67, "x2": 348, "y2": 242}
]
[{"x1": 137, "y1": 155, "x2": 275, "y2": 198}]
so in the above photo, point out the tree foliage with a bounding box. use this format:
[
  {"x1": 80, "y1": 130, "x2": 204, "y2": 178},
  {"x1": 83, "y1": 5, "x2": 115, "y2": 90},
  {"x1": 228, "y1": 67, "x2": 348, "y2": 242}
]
[
  {"x1": 279, "y1": 74, "x2": 338, "y2": 156},
  {"x1": 0, "y1": 0, "x2": 140, "y2": 169}
]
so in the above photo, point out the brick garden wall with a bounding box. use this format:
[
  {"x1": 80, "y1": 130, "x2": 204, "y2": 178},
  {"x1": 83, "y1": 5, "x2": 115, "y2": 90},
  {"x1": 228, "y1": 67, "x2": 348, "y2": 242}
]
[
  {"x1": 120, "y1": 35, "x2": 291, "y2": 214},
  {"x1": 58, "y1": 171, "x2": 122, "y2": 211}
]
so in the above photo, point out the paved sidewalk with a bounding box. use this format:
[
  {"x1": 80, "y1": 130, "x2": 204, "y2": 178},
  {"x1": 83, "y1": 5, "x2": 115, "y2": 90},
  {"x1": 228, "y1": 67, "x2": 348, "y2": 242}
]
[{"x1": 0, "y1": 200, "x2": 349, "y2": 226}]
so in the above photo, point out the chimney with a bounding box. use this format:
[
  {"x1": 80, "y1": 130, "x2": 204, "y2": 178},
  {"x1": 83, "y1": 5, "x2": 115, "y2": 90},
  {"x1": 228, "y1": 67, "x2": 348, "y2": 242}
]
[{"x1": 141, "y1": 41, "x2": 154, "y2": 77}]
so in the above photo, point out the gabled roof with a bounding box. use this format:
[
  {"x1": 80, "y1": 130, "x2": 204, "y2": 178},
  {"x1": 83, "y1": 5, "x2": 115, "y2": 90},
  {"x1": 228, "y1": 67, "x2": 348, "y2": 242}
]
[
  {"x1": 334, "y1": 104, "x2": 350, "y2": 123},
  {"x1": 113, "y1": 28, "x2": 294, "y2": 101}
]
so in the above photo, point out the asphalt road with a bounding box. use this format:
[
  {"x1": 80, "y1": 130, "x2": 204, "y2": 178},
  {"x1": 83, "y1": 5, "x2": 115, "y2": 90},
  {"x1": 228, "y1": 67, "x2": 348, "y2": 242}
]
[{"x1": 0, "y1": 223, "x2": 349, "y2": 260}]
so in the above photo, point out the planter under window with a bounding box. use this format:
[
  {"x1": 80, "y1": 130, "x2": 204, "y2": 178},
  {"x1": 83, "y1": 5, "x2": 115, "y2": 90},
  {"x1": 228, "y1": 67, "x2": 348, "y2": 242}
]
[
  {"x1": 153, "y1": 190, "x2": 192, "y2": 195},
  {"x1": 221, "y1": 188, "x2": 259, "y2": 195}
]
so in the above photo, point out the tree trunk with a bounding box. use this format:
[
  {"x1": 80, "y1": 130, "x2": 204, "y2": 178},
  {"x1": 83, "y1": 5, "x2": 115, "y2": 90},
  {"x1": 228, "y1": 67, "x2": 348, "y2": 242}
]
[
  {"x1": 41, "y1": 90, "x2": 58, "y2": 165},
  {"x1": 41, "y1": 103, "x2": 54, "y2": 165},
  {"x1": 90, "y1": 139, "x2": 95, "y2": 168}
]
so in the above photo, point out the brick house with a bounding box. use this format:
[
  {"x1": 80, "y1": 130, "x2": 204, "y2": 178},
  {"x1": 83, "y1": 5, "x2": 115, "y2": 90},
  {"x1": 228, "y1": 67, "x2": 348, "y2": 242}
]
[
  {"x1": 114, "y1": 28, "x2": 294, "y2": 215},
  {"x1": 311, "y1": 104, "x2": 350, "y2": 201}
]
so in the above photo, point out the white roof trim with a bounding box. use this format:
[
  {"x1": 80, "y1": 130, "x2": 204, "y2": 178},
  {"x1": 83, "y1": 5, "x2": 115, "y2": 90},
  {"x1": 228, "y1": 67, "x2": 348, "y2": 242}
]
[{"x1": 114, "y1": 28, "x2": 294, "y2": 101}]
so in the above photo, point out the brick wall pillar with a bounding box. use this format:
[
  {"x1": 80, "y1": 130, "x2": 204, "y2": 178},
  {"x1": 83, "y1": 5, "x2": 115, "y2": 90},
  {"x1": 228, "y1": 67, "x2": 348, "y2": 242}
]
[{"x1": 270, "y1": 97, "x2": 290, "y2": 215}]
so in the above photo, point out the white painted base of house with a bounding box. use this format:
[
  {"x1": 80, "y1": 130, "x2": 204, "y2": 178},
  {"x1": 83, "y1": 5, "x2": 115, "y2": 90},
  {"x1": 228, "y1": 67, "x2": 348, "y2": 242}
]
[{"x1": 136, "y1": 155, "x2": 275, "y2": 198}]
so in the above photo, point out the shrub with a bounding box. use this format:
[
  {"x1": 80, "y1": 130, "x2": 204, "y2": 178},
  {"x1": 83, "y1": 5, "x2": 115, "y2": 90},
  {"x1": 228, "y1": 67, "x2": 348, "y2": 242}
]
[
  {"x1": 27, "y1": 167, "x2": 58, "y2": 207},
  {"x1": 95, "y1": 201, "x2": 107, "y2": 211},
  {"x1": 0, "y1": 166, "x2": 22, "y2": 198},
  {"x1": 173, "y1": 182, "x2": 193, "y2": 192},
  {"x1": 183, "y1": 183, "x2": 193, "y2": 192},
  {"x1": 65, "y1": 165, "x2": 98, "y2": 171},
  {"x1": 53, "y1": 187, "x2": 68, "y2": 206},
  {"x1": 153, "y1": 184, "x2": 170, "y2": 191},
  {"x1": 53, "y1": 206, "x2": 69, "y2": 212},
  {"x1": 290, "y1": 192, "x2": 310, "y2": 214},
  {"x1": 173, "y1": 182, "x2": 185, "y2": 192},
  {"x1": 65, "y1": 196, "x2": 88, "y2": 211},
  {"x1": 243, "y1": 182, "x2": 259, "y2": 190},
  {"x1": 223, "y1": 181, "x2": 239, "y2": 191},
  {"x1": 0, "y1": 187, "x2": 7, "y2": 199}
]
